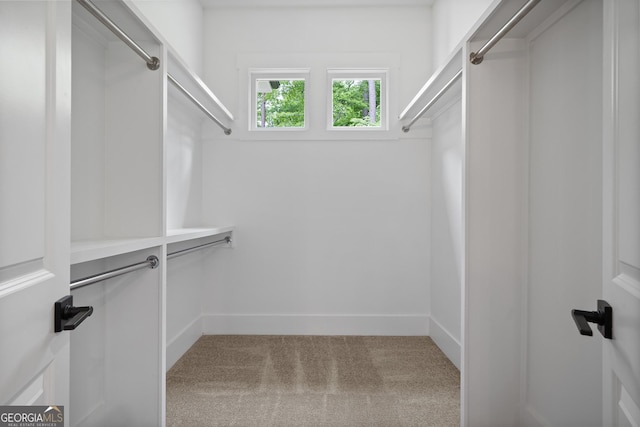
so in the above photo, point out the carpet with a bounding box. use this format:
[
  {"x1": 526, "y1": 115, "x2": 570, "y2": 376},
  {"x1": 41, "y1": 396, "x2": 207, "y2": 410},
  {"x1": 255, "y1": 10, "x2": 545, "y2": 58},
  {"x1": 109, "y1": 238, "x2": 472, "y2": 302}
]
[{"x1": 167, "y1": 335, "x2": 459, "y2": 426}]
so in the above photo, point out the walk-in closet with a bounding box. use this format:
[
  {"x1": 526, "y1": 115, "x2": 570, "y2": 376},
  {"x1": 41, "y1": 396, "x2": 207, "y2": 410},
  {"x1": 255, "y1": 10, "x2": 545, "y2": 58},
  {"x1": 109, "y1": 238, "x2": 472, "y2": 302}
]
[
  {"x1": 65, "y1": 0, "x2": 235, "y2": 424},
  {"x1": 1, "y1": 0, "x2": 638, "y2": 426}
]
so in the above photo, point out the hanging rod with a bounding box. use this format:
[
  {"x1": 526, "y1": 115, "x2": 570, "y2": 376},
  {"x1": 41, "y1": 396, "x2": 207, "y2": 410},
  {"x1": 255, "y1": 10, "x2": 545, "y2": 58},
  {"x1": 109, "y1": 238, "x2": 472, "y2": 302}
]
[
  {"x1": 470, "y1": 0, "x2": 542, "y2": 65},
  {"x1": 167, "y1": 236, "x2": 232, "y2": 260},
  {"x1": 75, "y1": 0, "x2": 160, "y2": 70},
  {"x1": 402, "y1": 69, "x2": 462, "y2": 133},
  {"x1": 168, "y1": 73, "x2": 232, "y2": 135},
  {"x1": 71, "y1": 255, "x2": 159, "y2": 290}
]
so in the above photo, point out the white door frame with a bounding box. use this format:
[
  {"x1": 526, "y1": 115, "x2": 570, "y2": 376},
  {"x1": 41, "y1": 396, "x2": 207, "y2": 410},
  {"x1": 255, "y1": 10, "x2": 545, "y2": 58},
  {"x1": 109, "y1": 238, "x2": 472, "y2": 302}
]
[{"x1": 602, "y1": 0, "x2": 640, "y2": 425}]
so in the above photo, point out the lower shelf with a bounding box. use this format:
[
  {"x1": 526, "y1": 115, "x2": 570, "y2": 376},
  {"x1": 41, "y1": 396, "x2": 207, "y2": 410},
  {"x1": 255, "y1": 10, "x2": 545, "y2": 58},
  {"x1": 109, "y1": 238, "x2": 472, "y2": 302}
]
[{"x1": 70, "y1": 226, "x2": 235, "y2": 265}]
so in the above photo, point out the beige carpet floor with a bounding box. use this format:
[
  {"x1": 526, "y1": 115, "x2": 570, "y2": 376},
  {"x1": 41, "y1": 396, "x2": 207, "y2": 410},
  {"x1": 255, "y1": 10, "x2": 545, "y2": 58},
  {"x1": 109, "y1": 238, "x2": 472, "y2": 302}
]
[{"x1": 167, "y1": 335, "x2": 459, "y2": 427}]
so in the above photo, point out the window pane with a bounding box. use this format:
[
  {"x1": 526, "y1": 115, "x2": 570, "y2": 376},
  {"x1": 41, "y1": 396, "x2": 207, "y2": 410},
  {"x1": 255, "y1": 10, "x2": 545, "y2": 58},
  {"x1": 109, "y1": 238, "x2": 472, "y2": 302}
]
[
  {"x1": 332, "y1": 79, "x2": 381, "y2": 127},
  {"x1": 256, "y1": 79, "x2": 305, "y2": 128}
]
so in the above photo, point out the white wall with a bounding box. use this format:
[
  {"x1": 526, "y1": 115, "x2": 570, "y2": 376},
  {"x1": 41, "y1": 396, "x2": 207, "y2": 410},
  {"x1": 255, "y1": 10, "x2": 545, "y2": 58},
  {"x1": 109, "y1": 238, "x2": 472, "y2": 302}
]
[
  {"x1": 165, "y1": 93, "x2": 205, "y2": 229},
  {"x1": 165, "y1": 250, "x2": 205, "y2": 368},
  {"x1": 525, "y1": 1, "x2": 602, "y2": 424},
  {"x1": 130, "y1": 0, "x2": 204, "y2": 74},
  {"x1": 426, "y1": 0, "x2": 491, "y2": 369},
  {"x1": 202, "y1": 4, "x2": 432, "y2": 128},
  {"x1": 200, "y1": 5, "x2": 433, "y2": 335},
  {"x1": 427, "y1": 0, "x2": 492, "y2": 359},
  {"x1": 128, "y1": 0, "x2": 207, "y2": 367},
  {"x1": 164, "y1": 94, "x2": 207, "y2": 370},
  {"x1": 429, "y1": 98, "x2": 463, "y2": 368},
  {"x1": 431, "y1": 0, "x2": 493, "y2": 70},
  {"x1": 464, "y1": 37, "x2": 528, "y2": 425}
]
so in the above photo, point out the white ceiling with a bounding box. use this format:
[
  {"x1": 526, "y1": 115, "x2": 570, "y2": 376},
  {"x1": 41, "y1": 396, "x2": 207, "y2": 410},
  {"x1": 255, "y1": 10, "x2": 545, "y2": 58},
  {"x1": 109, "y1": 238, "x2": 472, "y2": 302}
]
[{"x1": 200, "y1": 0, "x2": 434, "y2": 9}]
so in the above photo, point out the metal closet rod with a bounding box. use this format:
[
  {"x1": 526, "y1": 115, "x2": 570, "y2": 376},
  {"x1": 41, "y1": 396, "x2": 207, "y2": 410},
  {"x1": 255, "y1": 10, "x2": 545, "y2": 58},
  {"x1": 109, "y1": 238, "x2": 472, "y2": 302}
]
[
  {"x1": 75, "y1": 0, "x2": 160, "y2": 71},
  {"x1": 168, "y1": 74, "x2": 232, "y2": 135},
  {"x1": 71, "y1": 255, "x2": 159, "y2": 290},
  {"x1": 470, "y1": 0, "x2": 542, "y2": 65},
  {"x1": 167, "y1": 236, "x2": 232, "y2": 260},
  {"x1": 402, "y1": 69, "x2": 462, "y2": 133}
]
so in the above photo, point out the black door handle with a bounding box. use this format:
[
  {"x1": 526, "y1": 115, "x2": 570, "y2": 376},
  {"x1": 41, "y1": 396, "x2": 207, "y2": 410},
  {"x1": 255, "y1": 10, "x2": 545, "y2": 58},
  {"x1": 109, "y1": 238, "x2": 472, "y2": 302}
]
[
  {"x1": 571, "y1": 299, "x2": 612, "y2": 339},
  {"x1": 54, "y1": 295, "x2": 93, "y2": 332}
]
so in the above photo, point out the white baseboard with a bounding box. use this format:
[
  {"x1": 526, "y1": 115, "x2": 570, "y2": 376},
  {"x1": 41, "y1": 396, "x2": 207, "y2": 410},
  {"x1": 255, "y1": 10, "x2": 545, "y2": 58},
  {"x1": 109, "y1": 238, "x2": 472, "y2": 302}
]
[
  {"x1": 166, "y1": 317, "x2": 202, "y2": 371},
  {"x1": 167, "y1": 315, "x2": 460, "y2": 369},
  {"x1": 428, "y1": 316, "x2": 461, "y2": 369},
  {"x1": 201, "y1": 314, "x2": 430, "y2": 336}
]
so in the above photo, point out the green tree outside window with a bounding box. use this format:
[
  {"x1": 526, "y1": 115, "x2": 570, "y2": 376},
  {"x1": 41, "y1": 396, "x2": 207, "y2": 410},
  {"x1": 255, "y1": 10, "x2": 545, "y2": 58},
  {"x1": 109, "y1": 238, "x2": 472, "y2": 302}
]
[
  {"x1": 256, "y1": 80, "x2": 305, "y2": 128},
  {"x1": 332, "y1": 79, "x2": 381, "y2": 127}
]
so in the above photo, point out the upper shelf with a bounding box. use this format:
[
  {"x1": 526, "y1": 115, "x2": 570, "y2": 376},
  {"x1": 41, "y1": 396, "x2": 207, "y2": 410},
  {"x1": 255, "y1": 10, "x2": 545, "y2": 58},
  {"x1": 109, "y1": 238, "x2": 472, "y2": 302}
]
[
  {"x1": 166, "y1": 47, "x2": 234, "y2": 135},
  {"x1": 469, "y1": 0, "x2": 578, "y2": 44},
  {"x1": 73, "y1": 0, "x2": 161, "y2": 55},
  {"x1": 400, "y1": 0, "x2": 580, "y2": 131},
  {"x1": 398, "y1": 48, "x2": 463, "y2": 131}
]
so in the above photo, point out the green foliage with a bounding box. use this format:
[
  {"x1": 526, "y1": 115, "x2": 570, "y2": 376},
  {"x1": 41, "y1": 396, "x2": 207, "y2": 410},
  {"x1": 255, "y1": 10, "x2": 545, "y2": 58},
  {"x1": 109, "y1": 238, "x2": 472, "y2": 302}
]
[
  {"x1": 332, "y1": 79, "x2": 381, "y2": 127},
  {"x1": 255, "y1": 78, "x2": 382, "y2": 128},
  {"x1": 257, "y1": 80, "x2": 305, "y2": 128}
]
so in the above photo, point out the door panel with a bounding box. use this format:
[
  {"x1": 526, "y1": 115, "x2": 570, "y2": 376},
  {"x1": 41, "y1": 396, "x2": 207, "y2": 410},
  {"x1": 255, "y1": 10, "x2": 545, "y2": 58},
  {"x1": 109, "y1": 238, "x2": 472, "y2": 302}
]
[
  {"x1": 616, "y1": 382, "x2": 640, "y2": 427},
  {"x1": 0, "y1": 0, "x2": 71, "y2": 412},
  {"x1": 0, "y1": 1, "x2": 46, "y2": 270},
  {"x1": 603, "y1": 0, "x2": 640, "y2": 425},
  {"x1": 616, "y1": 0, "x2": 640, "y2": 267},
  {"x1": 9, "y1": 361, "x2": 57, "y2": 406}
]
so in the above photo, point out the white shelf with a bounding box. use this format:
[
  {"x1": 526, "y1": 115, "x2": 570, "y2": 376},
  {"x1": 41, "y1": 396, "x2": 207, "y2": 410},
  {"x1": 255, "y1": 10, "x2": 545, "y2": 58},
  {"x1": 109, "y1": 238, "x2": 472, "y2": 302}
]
[
  {"x1": 166, "y1": 49, "x2": 234, "y2": 126},
  {"x1": 71, "y1": 226, "x2": 235, "y2": 265},
  {"x1": 71, "y1": 237, "x2": 165, "y2": 265},
  {"x1": 399, "y1": 47, "x2": 463, "y2": 125},
  {"x1": 165, "y1": 226, "x2": 235, "y2": 244}
]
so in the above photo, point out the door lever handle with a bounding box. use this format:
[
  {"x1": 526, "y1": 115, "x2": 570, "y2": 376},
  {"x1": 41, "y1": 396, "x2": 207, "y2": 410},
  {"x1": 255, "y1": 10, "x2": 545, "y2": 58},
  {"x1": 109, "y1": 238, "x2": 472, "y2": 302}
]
[
  {"x1": 54, "y1": 295, "x2": 93, "y2": 332},
  {"x1": 571, "y1": 299, "x2": 612, "y2": 339}
]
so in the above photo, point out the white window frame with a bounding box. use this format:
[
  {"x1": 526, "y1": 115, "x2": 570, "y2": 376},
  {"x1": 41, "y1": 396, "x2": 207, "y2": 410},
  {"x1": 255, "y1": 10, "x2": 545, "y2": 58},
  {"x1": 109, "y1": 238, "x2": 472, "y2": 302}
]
[
  {"x1": 249, "y1": 68, "x2": 310, "y2": 132},
  {"x1": 327, "y1": 69, "x2": 388, "y2": 131}
]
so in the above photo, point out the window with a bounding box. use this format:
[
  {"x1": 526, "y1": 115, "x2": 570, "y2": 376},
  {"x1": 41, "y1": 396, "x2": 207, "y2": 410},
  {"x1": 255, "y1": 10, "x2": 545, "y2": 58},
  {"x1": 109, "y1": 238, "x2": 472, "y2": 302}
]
[
  {"x1": 328, "y1": 69, "x2": 387, "y2": 130},
  {"x1": 250, "y1": 69, "x2": 309, "y2": 131}
]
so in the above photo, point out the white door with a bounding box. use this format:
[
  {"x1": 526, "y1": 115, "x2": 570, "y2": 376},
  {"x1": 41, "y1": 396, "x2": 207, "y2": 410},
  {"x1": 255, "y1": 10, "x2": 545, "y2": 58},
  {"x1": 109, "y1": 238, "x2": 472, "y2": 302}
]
[
  {"x1": 0, "y1": 0, "x2": 72, "y2": 416},
  {"x1": 602, "y1": 0, "x2": 640, "y2": 425}
]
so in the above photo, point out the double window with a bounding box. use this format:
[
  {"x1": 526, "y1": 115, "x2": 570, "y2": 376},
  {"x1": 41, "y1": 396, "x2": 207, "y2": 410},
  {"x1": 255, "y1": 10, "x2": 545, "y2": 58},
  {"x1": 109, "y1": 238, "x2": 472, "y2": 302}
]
[{"x1": 250, "y1": 69, "x2": 387, "y2": 132}]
